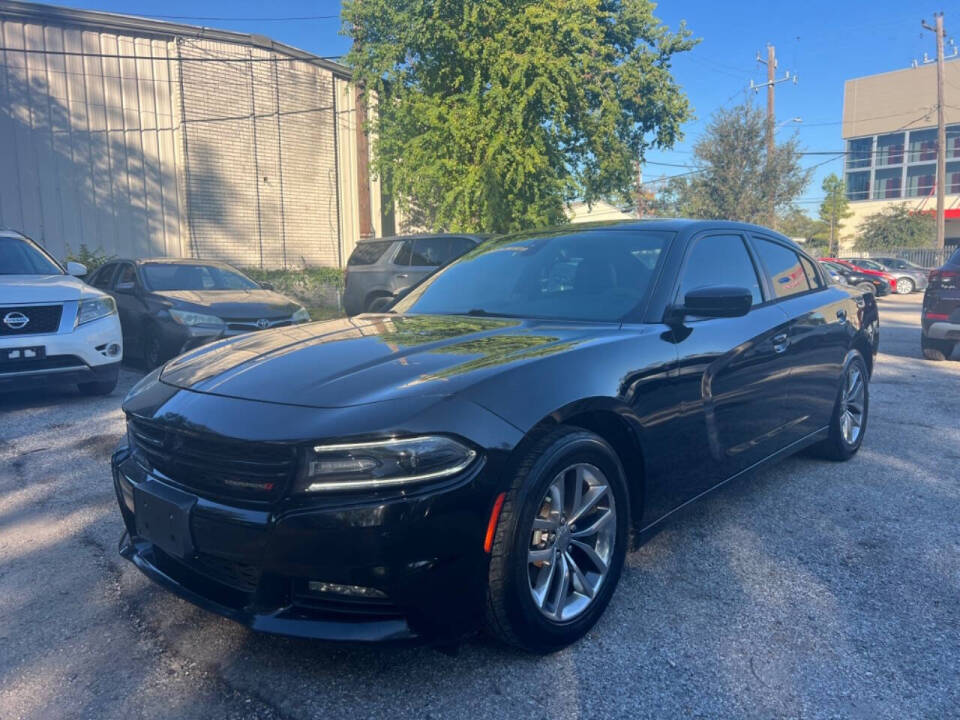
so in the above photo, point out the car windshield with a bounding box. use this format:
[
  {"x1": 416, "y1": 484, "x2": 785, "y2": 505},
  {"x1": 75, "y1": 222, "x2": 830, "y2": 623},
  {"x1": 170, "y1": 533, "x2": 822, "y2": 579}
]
[
  {"x1": 142, "y1": 263, "x2": 259, "y2": 291},
  {"x1": 855, "y1": 259, "x2": 883, "y2": 270},
  {"x1": 392, "y1": 229, "x2": 671, "y2": 322},
  {"x1": 0, "y1": 235, "x2": 63, "y2": 275}
]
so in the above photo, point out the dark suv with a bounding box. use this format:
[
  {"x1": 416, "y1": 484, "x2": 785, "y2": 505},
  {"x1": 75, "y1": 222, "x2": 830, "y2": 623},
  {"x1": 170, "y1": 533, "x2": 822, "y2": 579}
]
[
  {"x1": 342, "y1": 234, "x2": 487, "y2": 315},
  {"x1": 921, "y1": 247, "x2": 960, "y2": 361}
]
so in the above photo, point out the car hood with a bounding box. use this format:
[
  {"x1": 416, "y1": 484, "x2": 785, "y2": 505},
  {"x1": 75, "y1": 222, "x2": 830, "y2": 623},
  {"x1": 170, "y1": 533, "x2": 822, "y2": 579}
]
[
  {"x1": 0, "y1": 274, "x2": 105, "y2": 304},
  {"x1": 151, "y1": 289, "x2": 299, "y2": 319},
  {"x1": 159, "y1": 314, "x2": 615, "y2": 408}
]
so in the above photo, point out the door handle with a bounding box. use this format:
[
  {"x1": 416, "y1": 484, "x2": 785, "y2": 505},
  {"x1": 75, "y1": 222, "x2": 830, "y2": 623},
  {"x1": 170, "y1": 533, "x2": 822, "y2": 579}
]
[
  {"x1": 836, "y1": 308, "x2": 847, "y2": 324},
  {"x1": 772, "y1": 332, "x2": 789, "y2": 353},
  {"x1": 396, "y1": 273, "x2": 408, "y2": 279}
]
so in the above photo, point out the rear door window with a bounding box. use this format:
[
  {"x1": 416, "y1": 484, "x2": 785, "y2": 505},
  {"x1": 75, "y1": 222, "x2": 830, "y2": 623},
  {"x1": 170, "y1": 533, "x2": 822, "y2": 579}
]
[
  {"x1": 798, "y1": 256, "x2": 823, "y2": 289},
  {"x1": 347, "y1": 240, "x2": 393, "y2": 266},
  {"x1": 752, "y1": 238, "x2": 812, "y2": 299}
]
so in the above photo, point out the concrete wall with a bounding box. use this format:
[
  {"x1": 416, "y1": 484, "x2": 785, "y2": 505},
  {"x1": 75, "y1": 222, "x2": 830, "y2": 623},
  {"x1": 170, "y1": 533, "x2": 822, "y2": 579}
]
[
  {"x1": 843, "y1": 61, "x2": 960, "y2": 139},
  {"x1": 0, "y1": 5, "x2": 379, "y2": 268}
]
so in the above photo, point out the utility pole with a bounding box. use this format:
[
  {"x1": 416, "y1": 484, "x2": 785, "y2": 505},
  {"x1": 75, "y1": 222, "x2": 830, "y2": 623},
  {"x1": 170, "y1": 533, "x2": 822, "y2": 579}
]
[
  {"x1": 752, "y1": 45, "x2": 798, "y2": 229},
  {"x1": 922, "y1": 13, "x2": 947, "y2": 252}
]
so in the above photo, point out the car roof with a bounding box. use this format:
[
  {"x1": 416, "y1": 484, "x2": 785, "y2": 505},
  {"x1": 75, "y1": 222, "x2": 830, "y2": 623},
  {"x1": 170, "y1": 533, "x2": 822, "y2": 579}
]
[
  {"x1": 0, "y1": 228, "x2": 27, "y2": 239},
  {"x1": 114, "y1": 258, "x2": 241, "y2": 268}
]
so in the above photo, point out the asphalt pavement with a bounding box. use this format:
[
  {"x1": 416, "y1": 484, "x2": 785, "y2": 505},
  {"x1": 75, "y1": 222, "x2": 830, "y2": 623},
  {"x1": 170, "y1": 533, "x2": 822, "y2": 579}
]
[{"x1": 1, "y1": 292, "x2": 958, "y2": 719}]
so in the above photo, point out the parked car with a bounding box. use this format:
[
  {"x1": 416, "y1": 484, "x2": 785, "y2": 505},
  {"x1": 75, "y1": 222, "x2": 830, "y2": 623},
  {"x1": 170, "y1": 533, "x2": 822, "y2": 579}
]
[
  {"x1": 342, "y1": 234, "x2": 488, "y2": 315},
  {"x1": 1, "y1": 229, "x2": 122, "y2": 395},
  {"x1": 87, "y1": 258, "x2": 310, "y2": 368},
  {"x1": 819, "y1": 259, "x2": 891, "y2": 296},
  {"x1": 113, "y1": 220, "x2": 879, "y2": 652},
  {"x1": 921, "y1": 246, "x2": 960, "y2": 361},
  {"x1": 822, "y1": 257, "x2": 898, "y2": 294},
  {"x1": 841, "y1": 257, "x2": 927, "y2": 294}
]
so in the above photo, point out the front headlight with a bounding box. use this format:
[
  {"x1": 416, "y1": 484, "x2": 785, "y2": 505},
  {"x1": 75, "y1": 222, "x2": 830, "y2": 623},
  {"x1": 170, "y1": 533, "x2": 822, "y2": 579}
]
[
  {"x1": 292, "y1": 306, "x2": 310, "y2": 323},
  {"x1": 169, "y1": 308, "x2": 224, "y2": 327},
  {"x1": 296, "y1": 435, "x2": 477, "y2": 492},
  {"x1": 75, "y1": 296, "x2": 117, "y2": 327}
]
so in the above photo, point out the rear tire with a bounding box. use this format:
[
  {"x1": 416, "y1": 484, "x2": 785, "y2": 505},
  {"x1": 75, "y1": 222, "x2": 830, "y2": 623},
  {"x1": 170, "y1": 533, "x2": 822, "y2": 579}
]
[
  {"x1": 485, "y1": 427, "x2": 629, "y2": 653},
  {"x1": 366, "y1": 294, "x2": 394, "y2": 313},
  {"x1": 897, "y1": 277, "x2": 915, "y2": 294},
  {"x1": 922, "y1": 336, "x2": 955, "y2": 361},
  {"x1": 809, "y1": 350, "x2": 869, "y2": 462}
]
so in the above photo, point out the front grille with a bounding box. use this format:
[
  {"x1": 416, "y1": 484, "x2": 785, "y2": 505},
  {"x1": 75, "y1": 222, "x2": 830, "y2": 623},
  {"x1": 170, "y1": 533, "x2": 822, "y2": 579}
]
[
  {"x1": 192, "y1": 552, "x2": 261, "y2": 592},
  {"x1": 0, "y1": 304, "x2": 63, "y2": 335},
  {"x1": 128, "y1": 417, "x2": 297, "y2": 503},
  {"x1": 225, "y1": 319, "x2": 292, "y2": 332},
  {"x1": 0, "y1": 354, "x2": 85, "y2": 376}
]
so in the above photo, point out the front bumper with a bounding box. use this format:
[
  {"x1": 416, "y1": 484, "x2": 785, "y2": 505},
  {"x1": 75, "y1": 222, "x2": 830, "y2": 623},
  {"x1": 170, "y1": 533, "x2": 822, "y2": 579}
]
[
  {"x1": 112, "y1": 446, "x2": 500, "y2": 644},
  {"x1": 0, "y1": 310, "x2": 122, "y2": 386}
]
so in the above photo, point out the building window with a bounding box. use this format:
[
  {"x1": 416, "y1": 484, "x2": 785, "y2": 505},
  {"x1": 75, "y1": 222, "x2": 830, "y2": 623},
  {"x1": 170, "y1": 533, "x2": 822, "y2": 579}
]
[
  {"x1": 948, "y1": 161, "x2": 960, "y2": 195},
  {"x1": 873, "y1": 168, "x2": 902, "y2": 199},
  {"x1": 906, "y1": 164, "x2": 936, "y2": 197},
  {"x1": 846, "y1": 171, "x2": 870, "y2": 200},
  {"x1": 909, "y1": 129, "x2": 937, "y2": 163},
  {"x1": 846, "y1": 138, "x2": 873, "y2": 169},
  {"x1": 948, "y1": 125, "x2": 960, "y2": 161},
  {"x1": 876, "y1": 133, "x2": 904, "y2": 166}
]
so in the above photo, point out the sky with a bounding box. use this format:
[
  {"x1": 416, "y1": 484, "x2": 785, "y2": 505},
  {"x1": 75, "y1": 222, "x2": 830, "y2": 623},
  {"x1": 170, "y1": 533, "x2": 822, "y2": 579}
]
[{"x1": 49, "y1": 0, "x2": 950, "y2": 214}]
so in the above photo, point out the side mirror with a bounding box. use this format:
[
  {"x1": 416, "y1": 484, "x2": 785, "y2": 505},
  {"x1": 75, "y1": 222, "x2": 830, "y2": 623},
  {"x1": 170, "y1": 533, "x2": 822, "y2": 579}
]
[
  {"x1": 66, "y1": 261, "x2": 87, "y2": 277},
  {"x1": 115, "y1": 281, "x2": 137, "y2": 294},
  {"x1": 681, "y1": 286, "x2": 753, "y2": 319},
  {"x1": 260, "y1": 281, "x2": 275, "y2": 291}
]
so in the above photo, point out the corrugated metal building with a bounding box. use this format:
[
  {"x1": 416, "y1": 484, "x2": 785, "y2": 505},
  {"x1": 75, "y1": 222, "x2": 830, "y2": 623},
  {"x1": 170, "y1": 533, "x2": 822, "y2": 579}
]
[{"x1": 0, "y1": 0, "x2": 381, "y2": 268}]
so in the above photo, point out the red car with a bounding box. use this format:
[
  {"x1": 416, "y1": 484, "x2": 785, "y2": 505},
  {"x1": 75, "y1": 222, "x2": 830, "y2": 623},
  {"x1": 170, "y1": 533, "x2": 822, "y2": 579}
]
[{"x1": 820, "y1": 258, "x2": 898, "y2": 294}]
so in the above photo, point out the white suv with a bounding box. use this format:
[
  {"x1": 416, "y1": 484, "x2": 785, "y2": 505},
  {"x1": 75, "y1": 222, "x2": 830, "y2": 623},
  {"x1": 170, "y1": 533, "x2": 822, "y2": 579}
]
[{"x1": 1, "y1": 230, "x2": 123, "y2": 395}]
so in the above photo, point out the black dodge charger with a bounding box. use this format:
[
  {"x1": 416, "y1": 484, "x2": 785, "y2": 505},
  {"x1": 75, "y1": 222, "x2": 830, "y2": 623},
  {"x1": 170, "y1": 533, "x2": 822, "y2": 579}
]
[{"x1": 113, "y1": 220, "x2": 879, "y2": 653}]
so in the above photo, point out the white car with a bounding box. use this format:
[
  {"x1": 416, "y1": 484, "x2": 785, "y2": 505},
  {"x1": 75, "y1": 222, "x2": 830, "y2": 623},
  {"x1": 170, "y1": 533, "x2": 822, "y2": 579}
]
[{"x1": 1, "y1": 229, "x2": 123, "y2": 395}]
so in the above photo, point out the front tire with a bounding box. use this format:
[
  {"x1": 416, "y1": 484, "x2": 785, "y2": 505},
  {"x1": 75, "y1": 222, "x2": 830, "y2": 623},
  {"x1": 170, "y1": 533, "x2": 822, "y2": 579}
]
[
  {"x1": 897, "y1": 277, "x2": 915, "y2": 294},
  {"x1": 810, "y1": 350, "x2": 869, "y2": 461},
  {"x1": 143, "y1": 330, "x2": 164, "y2": 370},
  {"x1": 856, "y1": 283, "x2": 875, "y2": 296},
  {"x1": 485, "y1": 427, "x2": 629, "y2": 653}
]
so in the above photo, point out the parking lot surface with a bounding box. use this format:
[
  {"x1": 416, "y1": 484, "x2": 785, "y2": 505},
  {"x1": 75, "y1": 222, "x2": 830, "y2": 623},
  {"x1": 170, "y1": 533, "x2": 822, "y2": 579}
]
[{"x1": 1, "y1": 292, "x2": 958, "y2": 719}]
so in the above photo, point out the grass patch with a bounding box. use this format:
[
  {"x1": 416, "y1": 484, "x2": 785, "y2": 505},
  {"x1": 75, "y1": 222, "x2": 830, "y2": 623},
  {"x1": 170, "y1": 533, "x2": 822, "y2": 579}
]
[{"x1": 242, "y1": 266, "x2": 345, "y2": 320}]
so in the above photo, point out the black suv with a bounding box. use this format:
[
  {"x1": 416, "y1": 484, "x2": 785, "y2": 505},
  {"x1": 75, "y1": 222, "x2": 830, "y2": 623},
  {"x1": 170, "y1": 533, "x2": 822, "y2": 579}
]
[{"x1": 921, "y1": 247, "x2": 960, "y2": 361}]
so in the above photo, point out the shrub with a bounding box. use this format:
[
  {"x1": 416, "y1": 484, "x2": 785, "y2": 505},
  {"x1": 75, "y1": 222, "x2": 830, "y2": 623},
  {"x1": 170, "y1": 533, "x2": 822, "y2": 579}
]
[{"x1": 64, "y1": 244, "x2": 115, "y2": 271}]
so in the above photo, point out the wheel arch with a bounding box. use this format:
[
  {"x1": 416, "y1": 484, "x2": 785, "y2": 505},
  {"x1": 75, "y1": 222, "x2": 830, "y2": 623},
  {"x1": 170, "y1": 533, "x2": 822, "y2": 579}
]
[{"x1": 509, "y1": 398, "x2": 647, "y2": 545}]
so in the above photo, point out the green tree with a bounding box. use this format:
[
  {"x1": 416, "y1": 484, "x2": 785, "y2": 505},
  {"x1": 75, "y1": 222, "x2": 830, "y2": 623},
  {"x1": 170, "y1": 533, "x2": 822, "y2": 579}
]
[
  {"x1": 343, "y1": 0, "x2": 697, "y2": 233},
  {"x1": 818, "y1": 173, "x2": 852, "y2": 256},
  {"x1": 656, "y1": 101, "x2": 810, "y2": 225},
  {"x1": 778, "y1": 206, "x2": 828, "y2": 252},
  {"x1": 855, "y1": 204, "x2": 935, "y2": 251}
]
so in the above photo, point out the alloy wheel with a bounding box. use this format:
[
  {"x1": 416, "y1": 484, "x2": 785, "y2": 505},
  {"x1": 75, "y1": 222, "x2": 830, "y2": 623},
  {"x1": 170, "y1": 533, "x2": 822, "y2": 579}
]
[
  {"x1": 527, "y1": 463, "x2": 616, "y2": 622},
  {"x1": 897, "y1": 278, "x2": 914, "y2": 294},
  {"x1": 840, "y1": 364, "x2": 866, "y2": 445}
]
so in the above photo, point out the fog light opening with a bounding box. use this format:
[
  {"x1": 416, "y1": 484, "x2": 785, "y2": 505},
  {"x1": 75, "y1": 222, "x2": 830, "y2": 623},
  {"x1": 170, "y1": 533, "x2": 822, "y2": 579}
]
[
  {"x1": 107, "y1": 343, "x2": 121, "y2": 357},
  {"x1": 306, "y1": 581, "x2": 387, "y2": 599}
]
